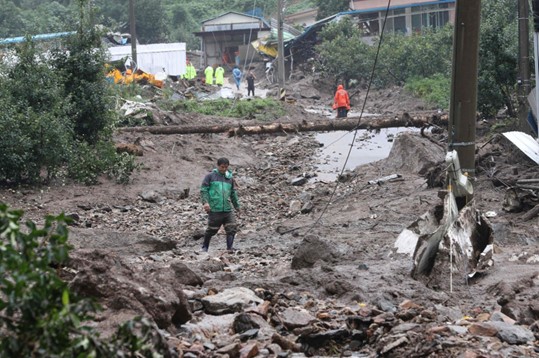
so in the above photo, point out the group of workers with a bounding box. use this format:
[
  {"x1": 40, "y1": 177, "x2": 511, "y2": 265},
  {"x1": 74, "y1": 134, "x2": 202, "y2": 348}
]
[
  {"x1": 196, "y1": 62, "x2": 256, "y2": 95},
  {"x1": 185, "y1": 60, "x2": 351, "y2": 115}
]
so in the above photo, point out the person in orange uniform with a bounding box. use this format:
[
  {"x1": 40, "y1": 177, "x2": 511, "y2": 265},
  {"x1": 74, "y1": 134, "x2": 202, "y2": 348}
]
[{"x1": 332, "y1": 84, "x2": 350, "y2": 118}]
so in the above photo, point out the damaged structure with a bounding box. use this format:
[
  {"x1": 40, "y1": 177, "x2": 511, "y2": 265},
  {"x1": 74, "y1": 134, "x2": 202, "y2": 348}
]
[{"x1": 194, "y1": 11, "x2": 271, "y2": 68}]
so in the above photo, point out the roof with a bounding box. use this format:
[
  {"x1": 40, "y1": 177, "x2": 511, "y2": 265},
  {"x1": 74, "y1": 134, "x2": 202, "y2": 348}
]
[
  {"x1": 343, "y1": 0, "x2": 456, "y2": 15},
  {"x1": 200, "y1": 11, "x2": 270, "y2": 28},
  {"x1": 287, "y1": 0, "x2": 456, "y2": 50},
  {"x1": 285, "y1": 8, "x2": 318, "y2": 21}
]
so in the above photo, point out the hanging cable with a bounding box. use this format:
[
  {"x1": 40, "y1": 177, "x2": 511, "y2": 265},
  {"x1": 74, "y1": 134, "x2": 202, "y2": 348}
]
[{"x1": 279, "y1": 0, "x2": 394, "y2": 236}]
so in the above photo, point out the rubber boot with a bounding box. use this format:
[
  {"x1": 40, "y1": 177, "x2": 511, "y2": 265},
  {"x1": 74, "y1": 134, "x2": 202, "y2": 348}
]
[
  {"x1": 226, "y1": 234, "x2": 235, "y2": 251},
  {"x1": 202, "y1": 234, "x2": 212, "y2": 252}
]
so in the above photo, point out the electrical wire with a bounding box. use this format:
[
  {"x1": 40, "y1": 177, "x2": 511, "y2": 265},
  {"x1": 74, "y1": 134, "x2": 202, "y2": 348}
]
[{"x1": 281, "y1": 0, "x2": 394, "y2": 236}]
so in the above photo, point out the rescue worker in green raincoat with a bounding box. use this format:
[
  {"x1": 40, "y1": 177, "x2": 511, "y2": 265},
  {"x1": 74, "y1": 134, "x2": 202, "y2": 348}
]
[
  {"x1": 200, "y1": 158, "x2": 241, "y2": 252},
  {"x1": 214, "y1": 64, "x2": 225, "y2": 86},
  {"x1": 204, "y1": 64, "x2": 214, "y2": 85}
]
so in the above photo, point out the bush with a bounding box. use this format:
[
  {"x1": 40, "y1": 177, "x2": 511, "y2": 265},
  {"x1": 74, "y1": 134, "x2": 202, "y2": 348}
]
[
  {"x1": 160, "y1": 98, "x2": 286, "y2": 120},
  {"x1": 67, "y1": 141, "x2": 139, "y2": 185},
  {"x1": 0, "y1": 203, "x2": 172, "y2": 357},
  {"x1": 405, "y1": 74, "x2": 451, "y2": 110}
]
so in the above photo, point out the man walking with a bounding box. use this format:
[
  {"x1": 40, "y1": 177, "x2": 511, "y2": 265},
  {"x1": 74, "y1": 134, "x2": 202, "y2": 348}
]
[
  {"x1": 332, "y1": 84, "x2": 350, "y2": 118},
  {"x1": 246, "y1": 70, "x2": 256, "y2": 97},
  {"x1": 200, "y1": 158, "x2": 240, "y2": 252},
  {"x1": 232, "y1": 66, "x2": 242, "y2": 90}
]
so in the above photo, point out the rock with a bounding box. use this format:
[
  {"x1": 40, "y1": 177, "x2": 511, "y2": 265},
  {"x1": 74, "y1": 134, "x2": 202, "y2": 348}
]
[
  {"x1": 291, "y1": 177, "x2": 307, "y2": 186},
  {"x1": 233, "y1": 313, "x2": 261, "y2": 333},
  {"x1": 291, "y1": 235, "x2": 338, "y2": 269},
  {"x1": 216, "y1": 343, "x2": 241, "y2": 358},
  {"x1": 171, "y1": 261, "x2": 204, "y2": 286},
  {"x1": 490, "y1": 321, "x2": 535, "y2": 345},
  {"x1": 271, "y1": 333, "x2": 301, "y2": 352},
  {"x1": 289, "y1": 200, "x2": 302, "y2": 213},
  {"x1": 140, "y1": 190, "x2": 163, "y2": 203},
  {"x1": 68, "y1": 249, "x2": 191, "y2": 329},
  {"x1": 298, "y1": 329, "x2": 350, "y2": 349},
  {"x1": 300, "y1": 201, "x2": 314, "y2": 214},
  {"x1": 279, "y1": 307, "x2": 316, "y2": 329},
  {"x1": 239, "y1": 328, "x2": 259, "y2": 341},
  {"x1": 239, "y1": 342, "x2": 259, "y2": 358},
  {"x1": 468, "y1": 323, "x2": 498, "y2": 337},
  {"x1": 202, "y1": 287, "x2": 263, "y2": 315}
]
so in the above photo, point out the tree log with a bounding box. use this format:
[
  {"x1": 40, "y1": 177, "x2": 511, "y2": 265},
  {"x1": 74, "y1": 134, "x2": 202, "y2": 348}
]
[
  {"x1": 118, "y1": 113, "x2": 448, "y2": 137},
  {"x1": 521, "y1": 204, "x2": 539, "y2": 222}
]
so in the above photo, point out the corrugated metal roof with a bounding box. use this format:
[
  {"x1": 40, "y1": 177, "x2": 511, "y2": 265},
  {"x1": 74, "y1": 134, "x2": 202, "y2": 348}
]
[{"x1": 503, "y1": 131, "x2": 539, "y2": 165}]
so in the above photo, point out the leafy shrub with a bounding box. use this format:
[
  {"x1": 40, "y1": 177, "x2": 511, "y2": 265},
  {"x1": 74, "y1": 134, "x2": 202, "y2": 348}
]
[
  {"x1": 0, "y1": 203, "x2": 172, "y2": 357},
  {"x1": 67, "y1": 141, "x2": 138, "y2": 185},
  {"x1": 0, "y1": 40, "x2": 74, "y2": 184},
  {"x1": 165, "y1": 98, "x2": 285, "y2": 120},
  {"x1": 405, "y1": 74, "x2": 451, "y2": 110}
]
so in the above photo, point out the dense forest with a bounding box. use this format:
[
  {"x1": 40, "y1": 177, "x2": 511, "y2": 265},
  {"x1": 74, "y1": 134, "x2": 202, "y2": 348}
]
[{"x1": 0, "y1": 0, "x2": 318, "y2": 48}]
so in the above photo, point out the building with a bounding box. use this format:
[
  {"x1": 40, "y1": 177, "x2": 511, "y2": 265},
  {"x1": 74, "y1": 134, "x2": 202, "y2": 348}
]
[
  {"x1": 285, "y1": 8, "x2": 318, "y2": 29},
  {"x1": 194, "y1": 11, "x2": 271, "y2": 68},
  {"x1": 108, "y1": 43, "x2": 186, "y2": 77},
  {"x1": 348, "y1": 0, "x2": 455, "y2": 37}
]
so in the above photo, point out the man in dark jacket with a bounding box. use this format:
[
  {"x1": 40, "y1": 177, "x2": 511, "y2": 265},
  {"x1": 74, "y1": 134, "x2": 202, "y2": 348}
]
[{"x1": 200, "y1": 157, "x2": 240, "y2": 252}]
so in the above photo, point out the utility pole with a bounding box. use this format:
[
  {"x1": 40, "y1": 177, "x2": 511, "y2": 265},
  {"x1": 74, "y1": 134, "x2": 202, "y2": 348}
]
[
  {"x1": 448, "y1": 0, "x2": 481, "y2": 205},
  {"x1": 129, "y1": 0, "x2": 137, "y2": 67},
  {"x1": 518, "y1": 0, "x2": 531, "y2": 130},
  {"x1": 277, "y1": 0, "x2": 286, "y2": 96}
]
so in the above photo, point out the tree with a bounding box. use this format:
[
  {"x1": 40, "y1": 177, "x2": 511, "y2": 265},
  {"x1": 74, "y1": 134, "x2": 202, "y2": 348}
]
[
  {"x1": 316, "y1": 0, "x2": 349, "y2": 20},
  {"x1": 477, "y1": 0, "x2": 519, "y2": 118},
  {"x1": 316, "y1": 17, "x2": 373, "y2": 86},
  {"x1": 52, "y1": 0, "x2": 114, "y2": 144}
]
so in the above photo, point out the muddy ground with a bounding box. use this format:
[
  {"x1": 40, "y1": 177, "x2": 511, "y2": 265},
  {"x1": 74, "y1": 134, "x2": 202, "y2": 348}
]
[{"x1": 1, "y1": 69, "x2": 539, "y2": 357}]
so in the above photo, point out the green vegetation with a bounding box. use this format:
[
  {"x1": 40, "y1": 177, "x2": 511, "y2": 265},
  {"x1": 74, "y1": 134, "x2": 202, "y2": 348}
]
[
  {"x1": 0, "y1": 203, "x2": 171, "y2": 357},
  {"x1": 161, "y1": 98, "x2": 286, "y2": 121},
  {"x1": 316, "y1": 0, "x2": 349, "y2": 20},
  {"x1": 316, "y1": 0, "x2": 519, "y2": 118},
  {"x1": 0, "y1": 0, "x2": 137, "y2": 186},
  {"x1": 405, "y1": 75, "x2": 451, "y2": 110}
]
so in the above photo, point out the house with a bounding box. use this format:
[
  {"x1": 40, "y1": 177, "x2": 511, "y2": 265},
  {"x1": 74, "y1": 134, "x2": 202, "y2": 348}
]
[
  {"x1": 286, "y1": 0, "x2": 455, "y2": 65},
  {"x1": 285, "y1": 8, "x2": 318, "y2": 28},
  {"x1": 194, "y1": 11, "x2": 271, "y2": 68},
  {"x1": 348, "y1": 0, "x2": 456, "y2": 37}
]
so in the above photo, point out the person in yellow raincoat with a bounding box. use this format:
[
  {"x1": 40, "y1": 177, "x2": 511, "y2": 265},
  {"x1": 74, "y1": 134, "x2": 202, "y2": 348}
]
[
  {"x1": 204, "y1": 65, "x2": 214, "y2": 85},
  {"x1": 184, "y1": 61, "x2": 197, "y2": 80},
  {"x1": 214, "y1": 64, "x2": 225, "y2": 86}
]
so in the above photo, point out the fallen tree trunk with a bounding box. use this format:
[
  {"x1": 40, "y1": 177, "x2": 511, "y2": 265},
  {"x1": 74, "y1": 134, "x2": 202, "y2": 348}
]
[
  {"x1": 118, "y1": 113, "x2": 448, "y2": 137},
  {"x1": 521, "y1": 204, "x2": 539, "y2": 222}
]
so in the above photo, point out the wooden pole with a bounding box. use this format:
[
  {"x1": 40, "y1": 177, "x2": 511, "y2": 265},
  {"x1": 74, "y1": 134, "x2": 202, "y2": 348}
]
[
  {"x1": 518, "y1": 0, "x2": 531, "y2": 131},
  {"x1": 129, "y1": 0, "x2": 137, "y2": 66},
  {"x1": 277, "y1": 0, "x2": 286, "y2": 91},
  {"x1": 448, "y1": 0, "x2": 481, "y2": 203}
]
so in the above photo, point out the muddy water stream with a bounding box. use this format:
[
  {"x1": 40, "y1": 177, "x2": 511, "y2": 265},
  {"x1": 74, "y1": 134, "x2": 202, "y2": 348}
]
[{"x1": 314, "y1": 127, "x2": 420, "y2": 181}]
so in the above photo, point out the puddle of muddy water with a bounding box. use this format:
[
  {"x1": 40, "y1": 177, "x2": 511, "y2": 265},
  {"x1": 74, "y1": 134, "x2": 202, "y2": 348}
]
[{"x1": 314, "y1": 127, "x2": 421, "y2": 181}]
